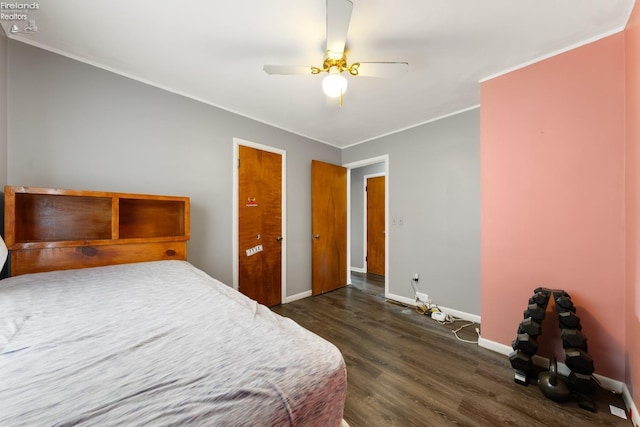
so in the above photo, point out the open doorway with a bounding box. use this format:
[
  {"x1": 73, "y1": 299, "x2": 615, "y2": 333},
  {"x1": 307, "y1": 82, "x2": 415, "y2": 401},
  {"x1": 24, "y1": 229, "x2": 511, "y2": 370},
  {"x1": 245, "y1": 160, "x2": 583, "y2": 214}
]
[{"x1": 344, "y1": 155, "x2": 389, "y2": 299}]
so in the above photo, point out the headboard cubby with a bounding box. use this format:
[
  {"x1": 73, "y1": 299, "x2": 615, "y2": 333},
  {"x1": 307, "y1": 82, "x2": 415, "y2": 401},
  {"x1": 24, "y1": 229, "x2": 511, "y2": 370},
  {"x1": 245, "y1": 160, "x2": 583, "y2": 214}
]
[{"x1": 4, "y1": 186, "x2": 190, "y2": 276}]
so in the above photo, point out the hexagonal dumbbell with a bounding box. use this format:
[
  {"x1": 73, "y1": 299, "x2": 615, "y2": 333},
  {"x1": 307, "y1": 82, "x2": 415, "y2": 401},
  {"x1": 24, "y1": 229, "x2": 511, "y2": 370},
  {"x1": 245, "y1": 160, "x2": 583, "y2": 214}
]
[
  {"x1": 565, "y1": 349, "x2": 595, "y2": 375},
  {"x1": 552, "y1": 290, "x2": 571, "y2": 300},
  {"x1": 561, "y1": 329, "x2": 588, "y2": 351},
  {"x1": 513, "y1": 370, "x2": 529, "y2": 386},
  {"x1": 529, "y1": 292, "x2": 550, "y2": 309},
  {"x1": 555, "y1": 295, "x2": 576, "y2": 313},
  {"x1": 533, "y1": 287, "x2": 552, "y2": 298},
  {"x1": 512, "y1": 333, "x2": 538, "y2": 355},
  {"x1": 518, "y1": 317, "x2": 542, "y2": 337},
  {"x1": 509, "y1": 350, "x2": 533, "y2": 373},
  {"x1": 523, "y1": 303, "x2": 546, "y2": 322},
  {"x1": 568, "y1": 371, "x2": 599, "y2": 395},
  {"x1": 577, "y1": 394, "x2": 596, "y2": 412},
  {"x1": 558, "y1": 311, "x2": 581, "y2": 329}
]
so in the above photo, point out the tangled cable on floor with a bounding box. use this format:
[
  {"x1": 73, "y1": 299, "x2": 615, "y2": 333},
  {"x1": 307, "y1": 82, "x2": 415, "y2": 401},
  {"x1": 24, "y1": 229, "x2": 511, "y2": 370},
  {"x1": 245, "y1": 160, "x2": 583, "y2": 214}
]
[
  {"x1": 423, "y1": 304, "x2": 481, "y2": 344},
  {"x1": 411, "y1": 279, "x2": 480, "y2": 344},
  {"x1": 447, "y1": 320, "x2": 481, "y2": 344}
]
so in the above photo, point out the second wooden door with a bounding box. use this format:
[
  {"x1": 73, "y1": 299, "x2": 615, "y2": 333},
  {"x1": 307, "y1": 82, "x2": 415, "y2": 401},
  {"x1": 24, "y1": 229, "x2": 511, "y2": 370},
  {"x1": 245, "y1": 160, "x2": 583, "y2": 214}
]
[
  {"x1": 311, "y1": 160, "x2": 347, "y2": 295},
  {"x1": 366, "y1": 175, "x2": 385, "y2": 275}
]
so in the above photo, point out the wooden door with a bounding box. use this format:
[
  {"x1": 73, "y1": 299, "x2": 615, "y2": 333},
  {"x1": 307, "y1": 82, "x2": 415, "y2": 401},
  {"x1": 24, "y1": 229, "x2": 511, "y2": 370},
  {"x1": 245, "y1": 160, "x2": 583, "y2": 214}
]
[
  {"x1": 311, "y1": 160, "x2": 347, "y2": 295},
  {"x1": 367, "y1": 175, "x2": 385, "y2": 275},
  {"x1": 238, "y1": 145, "x2": 282, "y2": 306}
]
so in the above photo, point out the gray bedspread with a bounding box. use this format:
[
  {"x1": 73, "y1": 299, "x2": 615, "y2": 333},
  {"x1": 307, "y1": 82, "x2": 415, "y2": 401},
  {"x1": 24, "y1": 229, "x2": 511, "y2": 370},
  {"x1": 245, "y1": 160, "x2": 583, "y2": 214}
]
[{"x1": 0, "y1": 261, "x2": 347, "y2": 426}]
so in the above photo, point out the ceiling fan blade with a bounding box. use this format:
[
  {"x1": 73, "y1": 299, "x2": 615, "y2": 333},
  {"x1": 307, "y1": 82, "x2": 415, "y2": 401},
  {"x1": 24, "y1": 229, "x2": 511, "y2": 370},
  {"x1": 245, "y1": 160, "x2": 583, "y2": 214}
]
[
  {"x1": 263, "y1": 65, "x2": 315, "y2": 75},
  {"x1": 354, "y1": 62, "x2": 409, "y2": 78},
  {"x1": 326, "y1": 0, "x2": 353, "y2": 56}
]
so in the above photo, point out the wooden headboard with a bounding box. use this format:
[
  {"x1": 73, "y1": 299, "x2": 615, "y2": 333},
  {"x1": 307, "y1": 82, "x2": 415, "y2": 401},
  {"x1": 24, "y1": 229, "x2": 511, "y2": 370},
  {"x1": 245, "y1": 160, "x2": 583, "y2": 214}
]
[{"x1": 4, "y1": 186, "x2": 190, "y2": 276}]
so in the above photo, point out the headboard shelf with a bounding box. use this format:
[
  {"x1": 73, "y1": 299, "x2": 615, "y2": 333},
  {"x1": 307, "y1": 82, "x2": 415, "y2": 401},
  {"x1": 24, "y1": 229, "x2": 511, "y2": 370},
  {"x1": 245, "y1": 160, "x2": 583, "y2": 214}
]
[
  {"x1": 119, "y1": 198, "x2": 186, "y2": 239},
  {"x1": 13, "y1": 192, "x2": 113, "y2": 243},
  {"x1": 5, "y1": 186, "x2": 190, "y2": 276}
]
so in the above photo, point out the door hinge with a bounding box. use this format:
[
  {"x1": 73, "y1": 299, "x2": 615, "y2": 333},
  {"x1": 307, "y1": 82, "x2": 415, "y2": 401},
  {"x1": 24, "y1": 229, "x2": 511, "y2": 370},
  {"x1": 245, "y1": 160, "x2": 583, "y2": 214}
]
[{"x1": 237, "y1": 158, "x2": 240, "y2": 168}]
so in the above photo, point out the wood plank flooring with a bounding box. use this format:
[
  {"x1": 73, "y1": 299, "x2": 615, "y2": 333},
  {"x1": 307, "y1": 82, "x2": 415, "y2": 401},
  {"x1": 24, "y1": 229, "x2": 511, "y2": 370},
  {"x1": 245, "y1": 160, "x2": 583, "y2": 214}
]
[
  {"x1": 349, "y1": 271, "x2": 385, "y2": 297},
  {"x1": 271, "y1": 276, "x2": 631, "y2": 427}
]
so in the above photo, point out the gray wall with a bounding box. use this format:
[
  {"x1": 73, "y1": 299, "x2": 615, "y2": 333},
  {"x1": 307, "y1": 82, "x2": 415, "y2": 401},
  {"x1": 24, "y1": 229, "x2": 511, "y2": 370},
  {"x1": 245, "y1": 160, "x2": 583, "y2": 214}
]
[
  {"x1": 350, "y1": 162, "x2": 385, "y2": 271},
  {"x1": 342, "y1": 109, "x2": 481, "y2": 315},
  {"x1": 7, "y1": 41, "x2": 341, "y2": 296}
]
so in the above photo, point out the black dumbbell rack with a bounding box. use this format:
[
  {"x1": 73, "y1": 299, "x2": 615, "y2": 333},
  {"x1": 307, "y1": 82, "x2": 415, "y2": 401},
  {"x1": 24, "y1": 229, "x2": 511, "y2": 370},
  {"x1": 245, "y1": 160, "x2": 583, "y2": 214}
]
[{"x1": 509, "y1": 287, "x2": 599, "y2": 411}]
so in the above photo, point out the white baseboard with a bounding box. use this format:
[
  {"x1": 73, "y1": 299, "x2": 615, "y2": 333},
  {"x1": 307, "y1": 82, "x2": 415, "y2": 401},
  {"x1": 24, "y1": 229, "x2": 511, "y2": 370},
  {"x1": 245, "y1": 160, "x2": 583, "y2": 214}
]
[
  {"x1": 350, "y1": 267, "x2": 366, "y2": 274},
  {"x1": 592, "y1": 372, "x2": 623, "y2": 394},
  {"x1": 284, "y1": 290, "x2": 311, "y2": 304},
  {"x1": 622, "y1": 383, "x2": 639, "y2": 427},
  {"x1": 385, "y1": 293, "x2": 415, "y2": 306},
  {"x1": 478, "y1": 337, "x2": 512, "y2": 355},
  {"x1": 478, "y1": 336, "x2": 638, "y2": 421},
  {"x1": 437, "y1": 305, "x2": 481, "y2": 324},
  {"x1": 385, "y1": 293, "x2": 481, "y2": 323}
]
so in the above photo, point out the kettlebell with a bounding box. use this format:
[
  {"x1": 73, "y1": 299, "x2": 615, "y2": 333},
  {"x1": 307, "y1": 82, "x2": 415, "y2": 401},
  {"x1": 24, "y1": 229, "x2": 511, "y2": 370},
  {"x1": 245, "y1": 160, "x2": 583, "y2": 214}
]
[{"x1": 538, "y1": 357, "x2": 571, "y2": 402}]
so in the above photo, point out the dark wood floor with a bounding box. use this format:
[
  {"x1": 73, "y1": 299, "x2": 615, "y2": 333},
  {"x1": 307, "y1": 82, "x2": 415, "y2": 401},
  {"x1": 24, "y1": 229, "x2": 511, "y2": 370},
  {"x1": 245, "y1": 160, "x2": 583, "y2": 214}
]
[
  {"x1": 272, "y1": 275, "x2": 631, "y2": 427},
  {"x1": 349, "y1": 271, "x2": 385, "y2": 297}
]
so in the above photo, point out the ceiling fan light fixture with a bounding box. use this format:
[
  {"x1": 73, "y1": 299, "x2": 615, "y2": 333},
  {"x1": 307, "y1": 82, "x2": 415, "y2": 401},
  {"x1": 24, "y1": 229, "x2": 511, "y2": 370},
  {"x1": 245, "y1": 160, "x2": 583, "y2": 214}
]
[
  {"x1": 322, "y1": 68, "x2": 348, "y2": 98},
  {"x1": 327, "y1": 49, "x2": 344, "y2": 60}
]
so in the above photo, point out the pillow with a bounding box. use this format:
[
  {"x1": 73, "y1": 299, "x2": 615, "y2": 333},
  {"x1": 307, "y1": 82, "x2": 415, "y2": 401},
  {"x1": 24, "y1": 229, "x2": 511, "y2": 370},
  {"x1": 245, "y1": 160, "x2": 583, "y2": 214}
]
[{"x1": 0, "y1": 235, "x2": 6, "y2": 272}]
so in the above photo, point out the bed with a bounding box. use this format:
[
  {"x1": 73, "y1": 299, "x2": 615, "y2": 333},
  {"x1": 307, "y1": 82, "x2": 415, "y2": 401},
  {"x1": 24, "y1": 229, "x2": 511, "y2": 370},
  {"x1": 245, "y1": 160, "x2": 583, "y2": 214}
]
[{"x1": 0, "y1": 186, "x2": 347, "y2": 426}]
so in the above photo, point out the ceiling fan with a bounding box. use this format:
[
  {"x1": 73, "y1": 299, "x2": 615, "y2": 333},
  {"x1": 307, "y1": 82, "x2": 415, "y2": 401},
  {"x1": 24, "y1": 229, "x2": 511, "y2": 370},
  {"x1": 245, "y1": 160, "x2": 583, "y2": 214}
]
[{"x1": 263, "y1": 0, "x2": 408, "y2": 105}]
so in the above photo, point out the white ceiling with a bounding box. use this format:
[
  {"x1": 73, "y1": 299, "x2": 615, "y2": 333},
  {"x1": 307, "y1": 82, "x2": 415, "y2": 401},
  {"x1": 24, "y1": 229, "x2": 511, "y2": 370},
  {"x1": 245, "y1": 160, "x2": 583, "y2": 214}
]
[{"x1": 1, "y1": 0, "x2": 635, "y2": 148}]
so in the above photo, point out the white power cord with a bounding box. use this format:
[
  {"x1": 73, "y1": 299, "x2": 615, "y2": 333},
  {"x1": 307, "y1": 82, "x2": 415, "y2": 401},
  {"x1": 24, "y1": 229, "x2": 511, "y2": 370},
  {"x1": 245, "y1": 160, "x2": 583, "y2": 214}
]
[
  {"x1": 410, "y1": 277, "x2": 480, "y2": 345},
  {"x1": 411, "y1": 278, "x2": 432, "y2": 314},
  {"x1": 432, "y1": 312, "x2": 480, "y2": 344},
  {"x1": 450, "y1": 320, "x2": 480, "y2": 344}
]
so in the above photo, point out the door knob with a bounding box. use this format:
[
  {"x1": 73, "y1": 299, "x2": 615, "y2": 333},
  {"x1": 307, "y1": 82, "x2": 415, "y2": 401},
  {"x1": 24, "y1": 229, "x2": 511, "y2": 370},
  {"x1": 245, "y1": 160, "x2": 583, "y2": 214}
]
[
  {"x1": 313, "y1": 234, "x2": 320, "y2": 239},
  {"x1": 276, "y1": 236, "x2": 283, "y2": 242}
]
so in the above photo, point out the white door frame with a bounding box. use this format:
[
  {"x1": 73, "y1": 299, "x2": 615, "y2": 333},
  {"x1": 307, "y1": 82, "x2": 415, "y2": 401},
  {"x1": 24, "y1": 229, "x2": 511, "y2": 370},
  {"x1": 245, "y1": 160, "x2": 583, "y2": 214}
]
[
  {"x1": 343, "y1": 155, "x2": 389, "y2": 298},
  {"x1": 232, "y1": 137, "x2": 287, "y2": 304}
]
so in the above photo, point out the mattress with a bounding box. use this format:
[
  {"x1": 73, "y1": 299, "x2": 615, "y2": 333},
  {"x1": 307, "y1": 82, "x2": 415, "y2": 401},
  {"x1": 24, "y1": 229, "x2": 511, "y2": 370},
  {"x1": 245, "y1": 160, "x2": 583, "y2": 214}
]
[{"x1": 0, "y1": 261, "x2": 347, "y2": 426}]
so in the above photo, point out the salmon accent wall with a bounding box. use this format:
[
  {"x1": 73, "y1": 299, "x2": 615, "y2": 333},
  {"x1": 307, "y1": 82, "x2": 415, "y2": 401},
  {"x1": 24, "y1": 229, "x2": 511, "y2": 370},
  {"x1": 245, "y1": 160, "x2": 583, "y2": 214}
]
[
  {"x1": 625, "y1": 0, "x2": 640, "y2": 410},
  {"x1": 480, "y1": 33, "x2": 626, "y2": 380}
]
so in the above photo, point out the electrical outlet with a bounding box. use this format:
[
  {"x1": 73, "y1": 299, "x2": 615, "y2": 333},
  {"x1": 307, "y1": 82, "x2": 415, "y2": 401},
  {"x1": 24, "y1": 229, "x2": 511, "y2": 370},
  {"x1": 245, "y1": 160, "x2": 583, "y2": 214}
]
[{"x1": 416, "y1": 292, "x2": 429, "y2": 303}]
